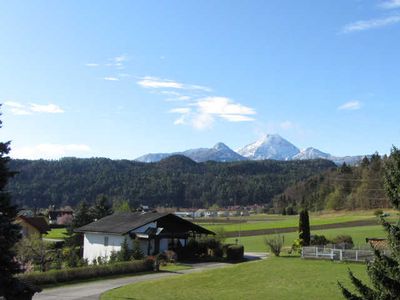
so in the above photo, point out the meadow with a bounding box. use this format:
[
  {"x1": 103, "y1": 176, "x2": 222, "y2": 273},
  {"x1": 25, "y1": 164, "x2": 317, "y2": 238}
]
[{"x1": 101, "y1": 256, "x2": 369, "y2": 300}]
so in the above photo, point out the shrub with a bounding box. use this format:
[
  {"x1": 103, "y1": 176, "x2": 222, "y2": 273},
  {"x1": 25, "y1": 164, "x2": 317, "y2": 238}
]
[
  {"x1": 18, "y1": 259, "x2": 153, "y2": 287},
  {"x1": 225, "y1": 245, "x2": 244, "y2": 261},
  {"x1": 374, "y1": 209, "x2": 384, "y2": 217},
  {"x1": 264, "y1": 234, "x2": 284, "y2": 257},
  {"x1": 214, "y1": 227, "x2": 227, "y2": 243},
  {"x1": 331, "y1": 235, "x2": 354, "y2": 249},
  {"x1": 290, "y1": 238, "x2": 302, "y2": 254},
  {"x1": 310, "y1": 235, "x2": 330, "y2": 246}
]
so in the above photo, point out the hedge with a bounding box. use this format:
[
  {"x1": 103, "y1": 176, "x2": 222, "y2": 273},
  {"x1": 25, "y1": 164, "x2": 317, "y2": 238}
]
[
  {"x1": 18, "y1": 259, "x2": 154, "y2": 286},
  {"x1": 225, "y1": 244, "x2": 244, "y2": 261}
]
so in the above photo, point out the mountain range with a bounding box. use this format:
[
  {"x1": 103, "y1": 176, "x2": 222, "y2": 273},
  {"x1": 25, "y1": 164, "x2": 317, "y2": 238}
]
[{"x1": 135, "y1": 134, "x2": 367, "y2": 165}]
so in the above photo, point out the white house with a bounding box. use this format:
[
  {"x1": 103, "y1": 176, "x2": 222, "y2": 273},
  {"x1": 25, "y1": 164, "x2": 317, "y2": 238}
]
[{"x1": 76, "y1": 212, "x2": 214, "y2": 263}]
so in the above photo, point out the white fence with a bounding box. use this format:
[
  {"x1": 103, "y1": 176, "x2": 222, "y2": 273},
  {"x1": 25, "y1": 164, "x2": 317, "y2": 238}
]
[{"x1": 301, "y1": 246, "x2": 389, "y2": 263}]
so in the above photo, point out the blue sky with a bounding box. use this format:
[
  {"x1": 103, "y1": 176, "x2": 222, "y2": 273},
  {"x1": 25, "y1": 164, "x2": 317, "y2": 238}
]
[{"x1": 1, "y1": 0, "x2": 400, "y2": 159}]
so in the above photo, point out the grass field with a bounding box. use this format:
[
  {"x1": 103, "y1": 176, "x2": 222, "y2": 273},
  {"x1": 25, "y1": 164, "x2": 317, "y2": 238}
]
[
  {"x1": 101, "y1": 257, "x2": 369, "y2": 300},
  {"x1": 226, "y1": 225, "x2": 386, "y2": 252},
  {"x1": 44, "y1": 228, "x2": 68, "y2": 239},
  {"x1": 202, "y1": 213, "x2": 378, "y2": 233}
]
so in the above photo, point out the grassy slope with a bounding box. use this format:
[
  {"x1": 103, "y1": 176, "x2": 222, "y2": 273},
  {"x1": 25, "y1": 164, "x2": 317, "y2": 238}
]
[
  {"x1": 101, "y1": 257, "x2": 368, "y2": 300},
  {"x1": 226, "y1": 225, "x2": 386, "y2": 252}
]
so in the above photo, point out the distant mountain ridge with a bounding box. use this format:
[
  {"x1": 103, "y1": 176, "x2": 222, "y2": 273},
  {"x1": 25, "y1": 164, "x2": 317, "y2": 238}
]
[{"x1": 135, "y1": 134, "x2": 368, "y2": 165}]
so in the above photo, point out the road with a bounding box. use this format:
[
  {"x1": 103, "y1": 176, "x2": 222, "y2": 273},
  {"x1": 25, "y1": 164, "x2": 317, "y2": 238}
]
[{"x1": 33, "y1": 254, "x2": 266, "y2": 300}]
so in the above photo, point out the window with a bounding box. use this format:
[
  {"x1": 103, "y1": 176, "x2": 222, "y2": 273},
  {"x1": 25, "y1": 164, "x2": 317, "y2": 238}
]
[{"x1": 104, "y1": 236, "x2": 109, "y2": 246}]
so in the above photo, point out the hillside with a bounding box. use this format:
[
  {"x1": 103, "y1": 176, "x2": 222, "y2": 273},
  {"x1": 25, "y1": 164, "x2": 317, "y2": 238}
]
[
  {"x1": 272, "y1": 154, "x2": 390, "y2": 213},
  {"x1": 7, "y1": 156, "x2": 335, "y2": 209}
]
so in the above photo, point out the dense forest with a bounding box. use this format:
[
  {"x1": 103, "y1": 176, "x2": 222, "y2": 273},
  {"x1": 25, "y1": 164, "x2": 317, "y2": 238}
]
[
  {"x1": 7, "y1": 155, "x2": 335, "y2": 209},
  {"x1": 273, "y1": 153, "x2": 390, "y2": 213}
]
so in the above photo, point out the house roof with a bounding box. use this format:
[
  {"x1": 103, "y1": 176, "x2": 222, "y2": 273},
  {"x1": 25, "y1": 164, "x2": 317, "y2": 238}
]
[
  {"x1": 76, "y1": 212, "x2": 214, "y2": 235},
  {"x1": 17, "y1": 216, "x2": 50, "y2": 234}
]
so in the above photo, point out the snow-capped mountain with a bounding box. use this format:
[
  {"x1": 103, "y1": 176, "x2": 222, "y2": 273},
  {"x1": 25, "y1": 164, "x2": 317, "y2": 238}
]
[
  {"x1": 292, "y1": 147, "x2": 331, "y2": 160},
  {"x1": 135, "y1": 134, "x2": 368, "y2": 165},
  {"x1": 135, "y1": 143, "x2": 246, "y2": 163},
  {"x1": 237, "y1": 134, "x2": 300, "y2": 160}
]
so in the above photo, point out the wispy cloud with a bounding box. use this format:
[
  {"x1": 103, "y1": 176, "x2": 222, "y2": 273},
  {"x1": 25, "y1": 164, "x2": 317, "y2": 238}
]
[
  {"x1": 4, "y1": 101, "x2": 64, "y2": 115},
  {"x1": 380, "y1": 0, "x2": 400, "y2": 9},
  {"x1": 12, "y1": 144, "x2": 91, "y2": 159},
  {"x1": 137, "y1": 76, "x2": 211, "y2": 92},
  {"x1": 103, "y1": 76, "x2": 120, "y2": 81},
  {"x1": 169, "y1": 96, "x2": 256, "y2": 130},
  {"x1": 338, "y1": 100, "x2": 362, "y2": 110},
  {"x1": 342, "y1": 15, "x2": 400, "y2": 33},
  {"x1": 30, "y1": 103, "x2": 64, "y2": 113}
]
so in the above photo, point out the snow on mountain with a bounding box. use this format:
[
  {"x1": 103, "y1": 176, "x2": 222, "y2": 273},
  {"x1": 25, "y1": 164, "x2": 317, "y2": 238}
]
[
  {"x1": 135, "y1": 142, "x2": 246, "y2": 163},
  {"x1": 237, "y1": 134, "x2": 300, "y2": 160},
  {"x1": 292, "y1": 147, "x2": 331, "y2": 160}
]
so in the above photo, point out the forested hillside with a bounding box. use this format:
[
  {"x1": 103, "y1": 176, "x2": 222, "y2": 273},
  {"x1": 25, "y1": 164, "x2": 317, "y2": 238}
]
[
  {"x1": 272, "y1": 154, "x2": 390, "y2": 213},
  {"x1": 7, "y1": 155, "x2": 335, "y2": 209}
]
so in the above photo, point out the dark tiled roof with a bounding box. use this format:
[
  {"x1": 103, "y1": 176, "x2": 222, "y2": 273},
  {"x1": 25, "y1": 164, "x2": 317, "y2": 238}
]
[
  {"x1": 19, "y1": 216, "x2": 50, "y2": 234},
  {"x1": 75, "y1": 212, "x2": 214, "y2": 235}
]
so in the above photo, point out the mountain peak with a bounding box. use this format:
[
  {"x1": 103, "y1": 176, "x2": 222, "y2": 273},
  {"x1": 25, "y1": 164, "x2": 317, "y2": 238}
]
[
  {"x1": 213, "y1": 142, "x2": 231, "y2": 151},
  {"x1": 238, "y1": 133, "x2": 300, "y2": 160}
]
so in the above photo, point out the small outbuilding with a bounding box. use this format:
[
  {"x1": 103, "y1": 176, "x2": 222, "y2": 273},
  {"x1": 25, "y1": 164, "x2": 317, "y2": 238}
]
[
  {"x1": 76, "y1": 212, "x2": 214, "y2": 263},
  {"x1": 15, "y1": 215, "x2": 50, "y2": 238}
]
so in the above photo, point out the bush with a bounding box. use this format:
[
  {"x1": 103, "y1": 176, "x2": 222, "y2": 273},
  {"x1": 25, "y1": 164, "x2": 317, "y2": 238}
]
[
  {"x1": 374, "y1": 209, "x2": 384, "y2": 217},
  {"x1": 264, "y1": 234, "x2": 284, "y2": 256},
  {"x1": 225, "y1": 245, "x2": 244, "y2": 261},
  {"x1": 18, "y1": 259, "x2": 153, "y2": 286},
  {"x1": 310, "y1": 235, "x2": 330, "y2": 246},
  {"x1": 331, "y1": 235, "x2": 354, "y2": 249}
]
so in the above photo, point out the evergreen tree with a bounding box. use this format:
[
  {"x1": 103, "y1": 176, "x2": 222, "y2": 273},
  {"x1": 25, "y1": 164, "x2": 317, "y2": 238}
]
[
  {"x1": 339, "y1": 146, "x2": 400, "y2": 299},
  {"x1": 90, "y1": 195, "x2": 113, "y2": 220},
  {"x1": 0, "y1": 108, "x2": 23, "y2": 298},
  {"x1": 299, "y1": 209, "x2": 310, "y2": 246}
]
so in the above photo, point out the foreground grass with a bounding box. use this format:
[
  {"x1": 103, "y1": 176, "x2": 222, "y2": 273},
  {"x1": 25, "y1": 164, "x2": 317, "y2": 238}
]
[
  {"x1": 101, "y1": 257, "x2": 368, "y2": 300},
  {"x1": 227, "y1": 225, "x2": 386, "y2": 252},
  {"x1": 44, "y1": 228, "x2": 68, "y2": 239}
]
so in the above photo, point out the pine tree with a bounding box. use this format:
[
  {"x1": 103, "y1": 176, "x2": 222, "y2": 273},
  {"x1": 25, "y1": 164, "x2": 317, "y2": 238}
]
[
  {"x1": 339, "y1": 146, "x2": 400, "y2": 299},
  {"x1": 90, "y1": 195, "x2": 113, "y2": 221},
  {"x1": 299, "y1": 209, "x2": 310, "y2": 246},
  {"x1": 0, "y1": 108, "x2": 28, "y2": 298}
]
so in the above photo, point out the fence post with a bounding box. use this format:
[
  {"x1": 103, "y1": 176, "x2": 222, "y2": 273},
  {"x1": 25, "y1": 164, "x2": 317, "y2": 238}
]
[
  {"x1": 356, "y1": 250, "x2": 358, "y2": 262},
  {"x1": 340, "y1": 249, "x2": 343, "y2": 261},
  {"x1": 316, "y1": 247, "x2": 318, "y2": 258}
]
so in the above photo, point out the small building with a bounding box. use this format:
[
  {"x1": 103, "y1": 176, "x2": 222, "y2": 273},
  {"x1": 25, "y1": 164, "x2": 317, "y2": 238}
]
[
  {"x1": 366, "y1": 238, "x2": 388, "y2": 251},
  {"x1": 76, "y1": 212, "x2": 214, "y2": 263},
  {"x1": 48, "y1": 207, "x2": 74, "y2": 225},
  {"x1": 15, "y1": 216, "x2": 50, "y2": 238}
]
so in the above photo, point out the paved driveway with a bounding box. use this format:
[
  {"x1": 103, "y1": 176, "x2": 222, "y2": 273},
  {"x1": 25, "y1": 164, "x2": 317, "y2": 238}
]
[{"x1": 33, "y1": 253, "x2": 267, "y2": 300}]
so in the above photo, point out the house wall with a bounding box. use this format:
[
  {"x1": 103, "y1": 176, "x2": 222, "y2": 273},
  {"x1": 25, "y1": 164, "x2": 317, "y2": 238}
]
[
  {"x1": 83, "y1": 233, "x2": 126, "y2": 263},
  {"x1": 15, "y1": 219, "x2": 40, "y2": 237}
]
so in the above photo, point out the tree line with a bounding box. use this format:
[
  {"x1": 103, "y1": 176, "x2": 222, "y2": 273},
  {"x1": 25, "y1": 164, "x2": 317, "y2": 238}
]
[
  {"x1": 273, "y1": 153, "x2": 391, "y2": 213},
  {"x1": 7, "y1": 155, "x2": 336, "y2": 209}
]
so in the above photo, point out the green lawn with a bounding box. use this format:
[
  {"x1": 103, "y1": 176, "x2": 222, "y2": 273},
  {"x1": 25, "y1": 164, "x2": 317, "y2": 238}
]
[
  {"x1": 43, "y1": 228, "x2": 68, "y2": 239},
  {"x1": 101, "y1": 257, "x2": 369, "y2": 300},
  {"x1": 226, "y1": 225, "x2": 386, "y2": 252},
  {"x1": 203, "y1": 213, "x2": 377, "y2": 233}
]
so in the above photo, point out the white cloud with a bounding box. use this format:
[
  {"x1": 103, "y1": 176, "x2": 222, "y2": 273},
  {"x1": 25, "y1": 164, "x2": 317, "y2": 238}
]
[
  {"x1": 380, "y1": 0, "x2": 400, "y2": 9},
  {"x1": 4, "y1": 101, "x2": 64, "y2": 115},
  {"x1": 12, "y1": 144, "x2": 91, "y2": 159},
  {"x1": 192, "y1": 113, "x2": 214, "y2": 130},
  {"x1": 104, "y1": 77, "x2": 119, "y2": 81},
  {"x1": 195, "y1": 97, "x2": 256, "y2": 116},
  {"x1": 169, "y1": 107, "x2": 191, "y2": 114},
  {"x1": 137, "y1": 77, "x2": 184, "y2": 89},
  {"x1": 338, "y1": 100, "x2": 362, "y2": 110},
  {"x1": 137, "y1": 76, "x2": 211, "y2": 92},
  {"x1": 280, "y1": 120, "x2": 294, "y2": 130},
  {"x1": 171, "y1": 96, "x2": 256, "y2": 130},
  {"x1": 342, "y1": 15, "x2": 400, "y2": 33},
  {"x1": 30, "y1": 103, "x2": 64, "y2": 113}
]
